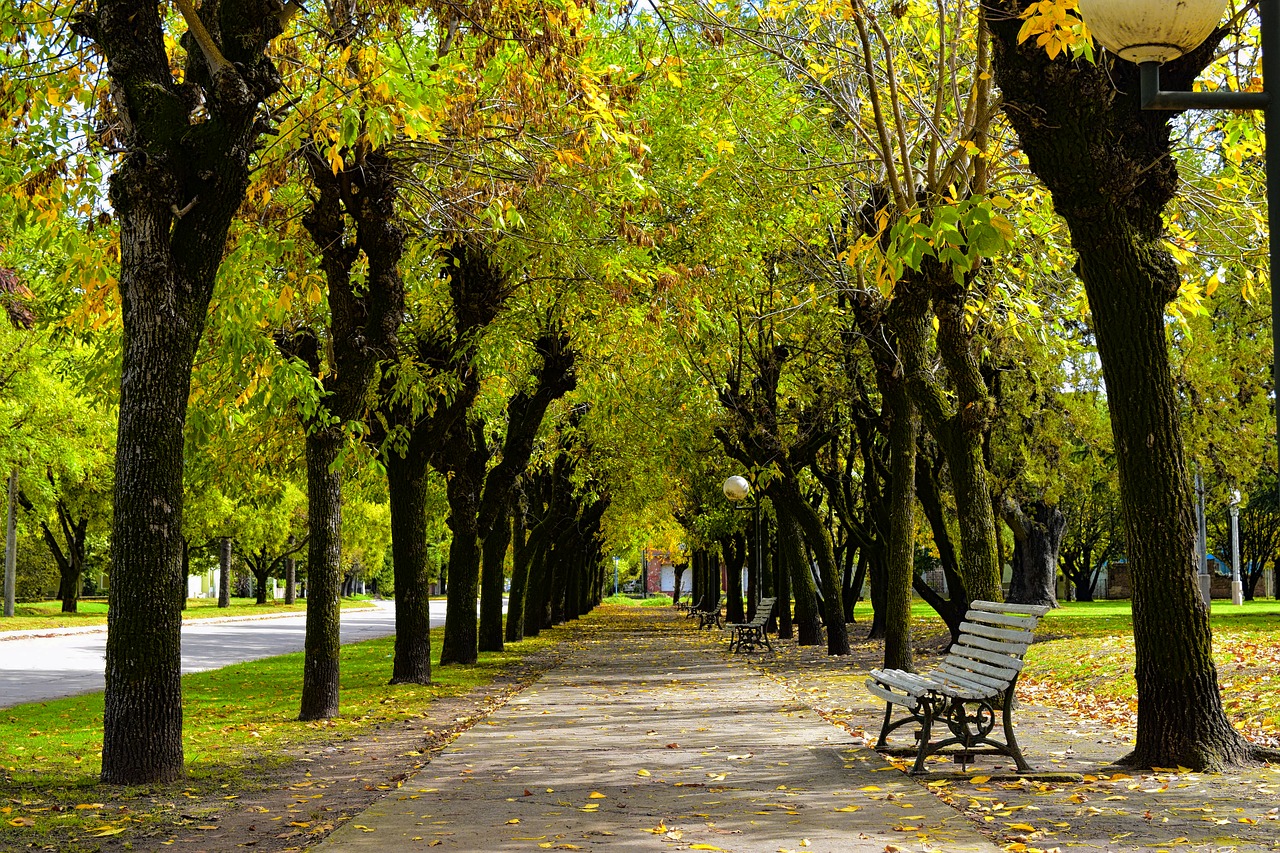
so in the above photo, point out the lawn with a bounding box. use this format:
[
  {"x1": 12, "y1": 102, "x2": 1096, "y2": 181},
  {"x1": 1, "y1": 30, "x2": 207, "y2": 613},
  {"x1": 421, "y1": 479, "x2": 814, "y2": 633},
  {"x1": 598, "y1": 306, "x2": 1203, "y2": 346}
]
[
  {"x1": 1008, "y1": 599, "x2": 1280, "y2": 744},
  {"x1": 0, "y1": 596, "x2": 375, "y2": 632},
  {"x1": 0, "y1": 624, "x2": 561, "y2": 846}
]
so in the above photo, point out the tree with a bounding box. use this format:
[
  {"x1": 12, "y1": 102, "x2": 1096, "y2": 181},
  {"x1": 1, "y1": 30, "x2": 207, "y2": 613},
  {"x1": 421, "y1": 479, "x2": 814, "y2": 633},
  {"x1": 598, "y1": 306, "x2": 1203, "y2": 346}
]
[{"x1": 986, "y1": 0, "x2": 1277, "y2": 768}]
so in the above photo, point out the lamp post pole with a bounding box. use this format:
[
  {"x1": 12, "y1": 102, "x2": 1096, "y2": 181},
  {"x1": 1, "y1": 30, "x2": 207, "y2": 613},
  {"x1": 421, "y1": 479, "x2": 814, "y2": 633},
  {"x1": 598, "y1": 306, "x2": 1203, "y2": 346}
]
[
  {"x1": 1230, "y1": 491, "x2": 1244, "y2": 605},
  {"x1": 613, "y1": 556, "x2": 619, "y2": 597}
]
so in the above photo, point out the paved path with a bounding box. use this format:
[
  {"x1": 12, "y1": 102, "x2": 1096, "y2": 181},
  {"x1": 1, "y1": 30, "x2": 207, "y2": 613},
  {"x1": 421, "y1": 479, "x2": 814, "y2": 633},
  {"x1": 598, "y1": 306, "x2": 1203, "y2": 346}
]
[
  {"x1": 317, "y1": 612, "x2": 1000, "y2": 852},
  {"x1": 0, "y1": 600, "x2": 438, "y2": 708}
]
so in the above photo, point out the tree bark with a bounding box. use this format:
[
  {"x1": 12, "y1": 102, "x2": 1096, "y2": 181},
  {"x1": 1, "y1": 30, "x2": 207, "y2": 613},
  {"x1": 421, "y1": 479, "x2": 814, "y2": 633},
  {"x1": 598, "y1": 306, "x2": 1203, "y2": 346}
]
[
  {"x1": 299, "y1": 427, "x2": 342, "y2": 721},
  {"x1": 284, "y1": 553, "x2": 296, "y2": 605},
  {"x1": 506, "y1": 510, "x2": 529, "y2": 642},
  {"x1": 387, "y1": 449, "x2": 431, "y2": 684},
  {"x1": 882, "y1": 368, "x2": 917, "y2": 672},
  {"x1": 439, "y1": 419, "x2": 485, "y2": 666},
  {"x1": 479, "y1": 505, "x2": 511, "y2": 652},
  {"x1": 218, "y1": 537, "x2": 232, "y2": 608},
  {"x1": 987, "y1": 2, "x2": 1251, "y2": 769},
  {"x1": 91, "y1": 0, "x2": 286, "y2": 786},
  {"x1": 720, "y1": 532, "x2": 746, "y2": 624},
  {"x1": 1005, "y1": 499, "x2": 1063, "y2": 608},
  {"x1": 777, "y1": 507, "x2": 822, "y2": 646}
]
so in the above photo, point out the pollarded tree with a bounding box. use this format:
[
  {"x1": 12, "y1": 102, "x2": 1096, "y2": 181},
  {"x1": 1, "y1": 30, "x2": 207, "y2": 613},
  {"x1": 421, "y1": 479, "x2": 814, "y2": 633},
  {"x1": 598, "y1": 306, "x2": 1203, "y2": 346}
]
[{"x1": 986, "y1": 0, "x2": 1280, "y2": 769}]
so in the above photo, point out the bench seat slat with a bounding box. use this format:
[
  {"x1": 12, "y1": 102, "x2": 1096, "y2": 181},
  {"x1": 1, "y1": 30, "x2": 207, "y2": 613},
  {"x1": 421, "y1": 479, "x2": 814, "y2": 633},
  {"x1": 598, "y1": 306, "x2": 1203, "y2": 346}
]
[
  {"x1": 960, "y1": 621, "x2": 1034, "y2": 643},
  {"x1": 865, "y1": 679, "x2": 919, "y2": 710},
  {"x1": 968, "y1": 601, "x2": 1052, "y2": 617},
  {"x1": 965, "y1": 610, "x2": 1042, "y2": 630},
  {"x1": 869, "y1": 669, "x2": 931, "y2": 695},
  {"x1": 943, "y1": 652, "x2": 1020, "y2": 681}
]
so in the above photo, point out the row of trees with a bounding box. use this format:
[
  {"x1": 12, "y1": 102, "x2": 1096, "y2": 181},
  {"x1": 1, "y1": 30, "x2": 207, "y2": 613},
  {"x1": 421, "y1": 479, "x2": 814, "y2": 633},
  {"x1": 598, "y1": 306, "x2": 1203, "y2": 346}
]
[{"x1": 3, "y1": 0, "x2": 1279, "y2": 783}]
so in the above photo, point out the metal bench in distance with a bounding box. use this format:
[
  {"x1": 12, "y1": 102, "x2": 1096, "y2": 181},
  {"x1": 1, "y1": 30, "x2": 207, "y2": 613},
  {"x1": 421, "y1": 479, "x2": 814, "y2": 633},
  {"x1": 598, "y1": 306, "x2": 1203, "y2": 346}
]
[
  {"x1": 865, "y1": 600, "x2": 1051, "y2": 774},
  {"x1": 726, "y1": 597, "x2": 777, "y2": 653}
]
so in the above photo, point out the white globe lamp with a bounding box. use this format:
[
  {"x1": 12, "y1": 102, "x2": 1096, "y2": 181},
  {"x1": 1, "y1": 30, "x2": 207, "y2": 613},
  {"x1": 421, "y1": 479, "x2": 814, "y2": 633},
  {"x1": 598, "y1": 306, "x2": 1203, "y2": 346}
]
[{"x1": 723, "y1": 475, "x2": 751, "y2": 503}]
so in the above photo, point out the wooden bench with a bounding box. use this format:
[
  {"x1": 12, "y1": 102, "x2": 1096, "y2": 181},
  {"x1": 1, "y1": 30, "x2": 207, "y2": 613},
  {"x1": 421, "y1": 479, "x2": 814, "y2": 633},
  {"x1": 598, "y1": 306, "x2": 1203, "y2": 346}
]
[
  {"x1": 726, "y1": 597, "x2": 777, "y2": 653},
  {"x1": 865, "y1": 600, "x2": 1051, "y2": 774}
]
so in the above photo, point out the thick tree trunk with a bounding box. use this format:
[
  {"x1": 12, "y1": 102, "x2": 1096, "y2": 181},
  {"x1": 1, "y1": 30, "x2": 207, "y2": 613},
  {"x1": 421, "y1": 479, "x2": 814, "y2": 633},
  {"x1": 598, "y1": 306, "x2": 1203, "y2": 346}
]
[
  {"x1": 780, "y1": 483, "x2": 849, "y2": 655},
  {"x1": 721, "y1": 532, "x2": 746, "y2": 624},
  {"x1": 1006, "y1": 500, "x2": 1064, "y2": 607},
  {"x1": 441, "y1": 528, "x2": 481, "y2": 664},
  {"x1": 777, "y1": 508, "x2": 822, "y2": 646},
  {"x1": 387, "y1": 450, "x2": 431, "y2": 684},
  {"x1": 439, "y1": 419, "x2": 486, "y2": 666},
  {"x1": 479, "y1": 506, "x2": 511, "y2": 652},
  {"x1": 882, "y1": 376, "x2": 917, "y2": 671},
  {"x1": 506, "y1": 513, "x2": 529, "y2": 643},
  {"x1": 299, "y1": 427, "x2": 342, "y2": 721},
  {"x1": 102, "y1": 294, "x2": 199, "y2": 785},
  {"x1": 93, "y1": 1, "x2": 286, "y2": 786},
  {"x1": 218, "y1": 537, "x2": 232, "y2": 608},
  {"x1": 253, "y1": 567, "x2": 269, "y2": 605},
  {"x1": 284, "y1": 554, "x2": 296, "y2": 605},
  {"x1": 987, "y1": 3, "x2": 1251, "y2": 769},
  {"x1": 775, "y1": 527, "x2": 792, "y2": 639}
]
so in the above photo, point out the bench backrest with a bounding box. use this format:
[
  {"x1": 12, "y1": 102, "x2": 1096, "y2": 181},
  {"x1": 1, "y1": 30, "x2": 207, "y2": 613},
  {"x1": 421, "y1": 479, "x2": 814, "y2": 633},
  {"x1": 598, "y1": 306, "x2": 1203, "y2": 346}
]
[
  {"x1": 938, "y1": 600, "x2": 1051, "y2": 696},
  {"x1": 748, "y1": 597, "x2": 777, "y2": 626}
]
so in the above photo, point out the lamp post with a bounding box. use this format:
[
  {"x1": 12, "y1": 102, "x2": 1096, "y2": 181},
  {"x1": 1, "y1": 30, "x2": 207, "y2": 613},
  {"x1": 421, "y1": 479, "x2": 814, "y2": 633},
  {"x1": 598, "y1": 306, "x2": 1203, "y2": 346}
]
[
  {"x1": 1230, "y1": 490, "x2": 1244, "y2": 605},
  {"x1": 613, "y1": 555, "x2": 620, "y2": 597},
  {"x1": 1077, "y1": 0, "x2": 1280, "y2": 510},
  {"x1": 723, "y1": 475, "x2": 759, "y2": 614}
]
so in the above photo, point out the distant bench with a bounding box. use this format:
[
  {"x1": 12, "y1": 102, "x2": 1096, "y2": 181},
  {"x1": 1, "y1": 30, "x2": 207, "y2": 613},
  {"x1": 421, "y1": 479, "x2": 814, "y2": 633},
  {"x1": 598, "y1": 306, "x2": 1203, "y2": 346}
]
[
  {"x1": 726, "y1": 597, "x2": 777, "y2": 654},
  {"x1": 865, "y1": 600, "x2": 1051, "y2": 774}
]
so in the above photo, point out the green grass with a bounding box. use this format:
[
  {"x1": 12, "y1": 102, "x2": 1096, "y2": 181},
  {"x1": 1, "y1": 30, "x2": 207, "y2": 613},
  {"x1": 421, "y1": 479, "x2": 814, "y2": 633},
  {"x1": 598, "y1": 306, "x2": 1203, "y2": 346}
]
[
  {"x1": 0, "y1": 596, "x2": 375, "y2": 632},
  {"x1": 601, "y1": 594, "x2": 675, "y2": 607},
  {"x1": 0, "y1": 623, "x2": 561, "y2": 845}
]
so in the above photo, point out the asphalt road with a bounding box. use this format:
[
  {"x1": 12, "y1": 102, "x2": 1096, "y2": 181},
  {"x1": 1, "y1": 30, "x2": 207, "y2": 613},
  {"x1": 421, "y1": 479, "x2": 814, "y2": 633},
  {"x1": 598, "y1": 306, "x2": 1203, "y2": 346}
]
[{"x1": 0, "y1": 600, "x2": 440, "y2": 709}]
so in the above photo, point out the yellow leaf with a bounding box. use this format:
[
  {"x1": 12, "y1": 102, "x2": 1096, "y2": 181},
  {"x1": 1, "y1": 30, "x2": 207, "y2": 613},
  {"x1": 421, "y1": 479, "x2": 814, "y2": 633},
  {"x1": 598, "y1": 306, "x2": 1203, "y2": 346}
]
[
  {"x1": 1006, "y1": 822, "x2": 1037, "y2": 831},
  {"x1": 505, "y1": 818, "x2": 521, "y2": 825},
  {"x1": 588, "y1": 791, "x2": 607, "y2": 799},
  {"x1": 8, "y1": 817, "x2": 35, "y2": 827},
  {"x1": 90, "y1": 826, "x2": 126, "y2": 837},
  {"x1": 969, "y1": 775, "x2": 991, "y2": 784},
  {"x1": 75, "y1": 804, "x2": 104, "y2": 810},
  {"x1": 690, "y1": 846, "x2": 725, "y2": 851},
  {"x1": 636, "y1": 769, "x2": 651, "y2": 777},
  {"x1": 834, "y1": 805, "x2": 861, "y2": 812},
  {"x1": 859, "y1": 785, "x2": 881, "y2": 792}
]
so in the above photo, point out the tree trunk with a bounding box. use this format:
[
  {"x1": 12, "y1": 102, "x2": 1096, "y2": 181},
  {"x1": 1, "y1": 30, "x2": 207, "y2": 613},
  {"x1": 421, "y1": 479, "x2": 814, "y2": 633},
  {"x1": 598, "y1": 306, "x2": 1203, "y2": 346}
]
[
  {"x1": 218, "y1": 537, "x2": 231, "y2": 608},
  {"x1": 102, "y1": 295, "x2": 198, "y2": 785},
  {"x1": 479, "y1": 506, "x2": 511, "y2": 652},
  {"x1": 506, "y1": 512, "x2": 529, "y2": 643},
  {"x1": 777, "y1": 508, "x2": 822, "y2": 646},
  {"x1": 775, "y1": 526, "x2": 792, "y2": 639},
  {"x1": 438, "y1": 419, "x2": 486, "y2": 666},
  {"x1": 387, "y1": 450, "x2": 431, "y2": 684},
  {"x1": 721, "y1": 532, "x2": 746, "y2": 624},
  {"x1": 285, "y1": 554, "x2": 296, "y2": 605},
  {"x1": 299, "y1": 427, "x2": 343, "y2": 721},
  {"x1": 4, "y1": 468, "x2": 14, "y2": 618},
  {"x1": 671, "y1": 565, "x2": 686, "y2": 606},
  {"x1": 254, "y1": 567, "x2": 269, "y2": 605},
  {"x1": 1006, "y1": 500, "x2": 1064, "y2": 607},
  {"x1": 92, "y1": 2, "x2": 286, "y2": 786},
  {"x1": 987, "y1": 3, "x2": 1251, "y2": 769},
  {"x1": 779, "y1": 481, "x2": 850, "y2": 655},
  {"x1": 882, "y1": 373, "x2": 918, "y2": 671}
]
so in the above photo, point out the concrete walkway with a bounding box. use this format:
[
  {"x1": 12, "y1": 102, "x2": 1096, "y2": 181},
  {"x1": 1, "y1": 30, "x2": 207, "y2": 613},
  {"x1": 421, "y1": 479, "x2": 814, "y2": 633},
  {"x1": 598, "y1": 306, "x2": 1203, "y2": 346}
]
[{"x1": 318, "y1": 612, "x2": 1000, "y2": 852}]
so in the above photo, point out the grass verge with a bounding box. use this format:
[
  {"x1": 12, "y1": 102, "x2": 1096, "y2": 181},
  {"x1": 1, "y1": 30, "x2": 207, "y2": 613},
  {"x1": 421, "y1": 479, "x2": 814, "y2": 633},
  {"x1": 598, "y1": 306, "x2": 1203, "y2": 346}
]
[
  {"x1": 0, "y1": 623, "x2": 561, "y2": 849},
  {"x1": 0, "y1": 597, "x2": 376, "y2": 633}
]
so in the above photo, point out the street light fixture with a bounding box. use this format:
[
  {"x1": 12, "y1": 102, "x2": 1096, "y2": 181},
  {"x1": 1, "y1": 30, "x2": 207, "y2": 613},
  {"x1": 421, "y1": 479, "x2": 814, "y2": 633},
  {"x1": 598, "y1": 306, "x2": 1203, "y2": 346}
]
[
  {"x1": 724, "y1": 475, "x2": 760, "y2": 615},
  {"x1": 1075, "y1": 0, "x2": 1280, "y2": 480}
]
